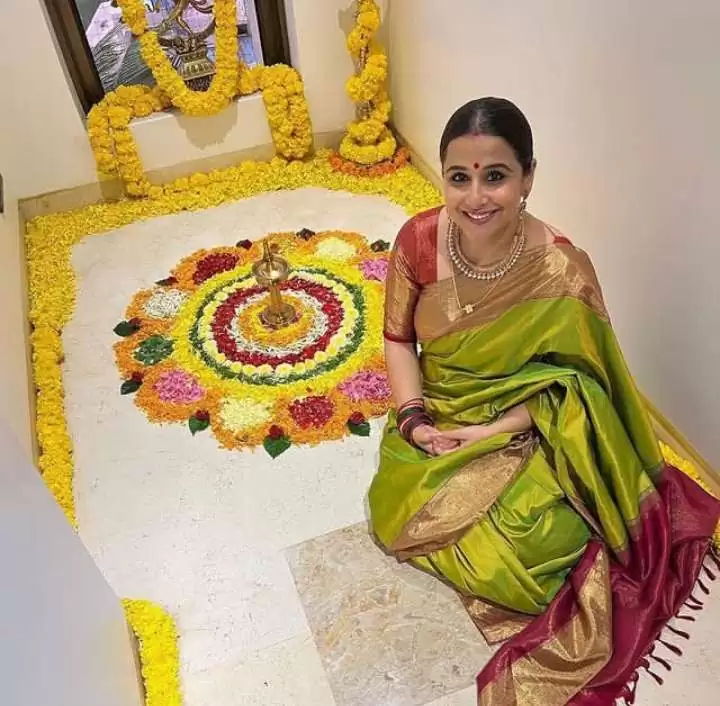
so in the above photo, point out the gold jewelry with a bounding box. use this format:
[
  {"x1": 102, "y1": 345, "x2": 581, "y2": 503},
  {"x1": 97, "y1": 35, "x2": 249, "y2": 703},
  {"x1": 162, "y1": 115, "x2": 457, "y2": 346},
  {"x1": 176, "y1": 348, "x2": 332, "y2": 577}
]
[
  {"x1": 447, "y1": 211, "x2": 526, "y2": 281},
  {"x1": 449, "y1": 262, "x2": 502, "y2": 318}
]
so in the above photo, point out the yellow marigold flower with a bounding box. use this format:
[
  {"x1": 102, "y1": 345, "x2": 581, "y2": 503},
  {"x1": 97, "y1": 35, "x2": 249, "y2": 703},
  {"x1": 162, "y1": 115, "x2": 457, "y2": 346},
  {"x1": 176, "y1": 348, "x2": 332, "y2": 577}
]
[
  {"x1": 340, "y1": 1, "x2": 397, "y2": 166},
  {"x1": 123, "y1": 600, "x2": 181, "y2": 706}
]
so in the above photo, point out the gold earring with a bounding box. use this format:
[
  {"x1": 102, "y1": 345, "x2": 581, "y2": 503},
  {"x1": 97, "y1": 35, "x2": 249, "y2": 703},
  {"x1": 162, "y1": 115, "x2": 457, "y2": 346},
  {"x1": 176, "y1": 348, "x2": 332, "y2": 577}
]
[{"x1": 519, "y1": 197, "x2": 528, "y2": 214}]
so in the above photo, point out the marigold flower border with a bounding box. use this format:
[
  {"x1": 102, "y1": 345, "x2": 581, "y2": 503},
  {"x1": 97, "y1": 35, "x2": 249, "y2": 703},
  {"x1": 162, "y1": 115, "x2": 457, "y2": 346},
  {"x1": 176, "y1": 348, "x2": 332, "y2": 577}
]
[
  {"x1": 26, "y1": 151, "x2": 442, "y2": 528},
  {"x1": 123, "y1": 598, "x2": 182, "y2": 706}
]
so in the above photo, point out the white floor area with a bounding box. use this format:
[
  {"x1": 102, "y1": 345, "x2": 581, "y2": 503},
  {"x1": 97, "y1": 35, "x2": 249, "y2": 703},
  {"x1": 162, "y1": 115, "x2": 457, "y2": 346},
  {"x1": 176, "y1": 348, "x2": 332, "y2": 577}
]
[{"x1": 62, "y1": 187, "x2": 719, "y2": 705}]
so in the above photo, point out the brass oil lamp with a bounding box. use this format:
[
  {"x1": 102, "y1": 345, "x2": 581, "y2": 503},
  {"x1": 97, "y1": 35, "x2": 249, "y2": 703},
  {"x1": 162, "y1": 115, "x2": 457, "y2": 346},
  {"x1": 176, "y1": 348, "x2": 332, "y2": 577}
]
[{"x1": 251, "y1": 240, "x2": 296, "y2": 329}]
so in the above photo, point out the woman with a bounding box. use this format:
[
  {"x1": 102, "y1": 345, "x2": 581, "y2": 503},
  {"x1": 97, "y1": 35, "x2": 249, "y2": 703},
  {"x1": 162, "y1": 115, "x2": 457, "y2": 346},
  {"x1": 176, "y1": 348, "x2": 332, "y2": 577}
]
[{"x1": 368, "y1": 98, "x2": 720, "y2": 705}]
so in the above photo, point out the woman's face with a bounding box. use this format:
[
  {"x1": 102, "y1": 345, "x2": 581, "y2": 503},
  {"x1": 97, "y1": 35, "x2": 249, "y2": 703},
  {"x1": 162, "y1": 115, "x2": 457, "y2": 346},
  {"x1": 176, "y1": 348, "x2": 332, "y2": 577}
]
[{"x1": 442, "y1": 134, "x2": 534, "y2": 239}]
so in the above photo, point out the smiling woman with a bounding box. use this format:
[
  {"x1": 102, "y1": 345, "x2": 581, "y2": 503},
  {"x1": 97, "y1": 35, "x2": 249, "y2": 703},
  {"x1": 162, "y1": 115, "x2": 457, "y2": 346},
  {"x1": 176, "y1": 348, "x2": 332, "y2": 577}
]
[
  {"x1": 371, "y1": 97, "x2": 720, "y2": 705},
  {"x1": 43, "y1": 0, "x2": 289, "y2": 111}
]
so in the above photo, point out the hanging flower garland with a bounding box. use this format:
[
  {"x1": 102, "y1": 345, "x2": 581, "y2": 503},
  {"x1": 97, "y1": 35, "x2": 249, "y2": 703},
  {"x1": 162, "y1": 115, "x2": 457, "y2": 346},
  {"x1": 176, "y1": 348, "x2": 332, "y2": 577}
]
[
  {"x1": 88, "y1": 84, "x2": 171, "y2": 198},
  {"x1": 338, "y1": 0, "x2": 397, "y2": 166},
  {"x1": 112, "y1": 231, "x2": 392, "y2": 456},
  {"x1": 238, "y1": 65, "x2": 314, "y2": 160},
  {"x1": 116, "y1": 0, "x2": 238, "y2": 117}
]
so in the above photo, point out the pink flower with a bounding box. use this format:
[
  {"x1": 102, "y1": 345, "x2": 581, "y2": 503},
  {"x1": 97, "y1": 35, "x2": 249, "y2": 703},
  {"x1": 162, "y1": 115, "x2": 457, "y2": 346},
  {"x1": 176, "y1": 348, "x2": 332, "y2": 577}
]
[
  {"x1": 338, "y1": 371, "x2": 391, "y2": 402},
  {"x1": 154, "y1": 370, "x2": 205, "y2": 404},
  {"x1": 360, "y1": 258, "x2": 389, "y2": 282}
]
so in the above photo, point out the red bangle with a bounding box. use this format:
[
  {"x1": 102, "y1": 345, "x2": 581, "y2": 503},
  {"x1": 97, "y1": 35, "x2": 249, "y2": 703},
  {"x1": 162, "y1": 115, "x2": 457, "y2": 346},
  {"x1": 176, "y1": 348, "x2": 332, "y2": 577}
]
[
  {"x1": 398, "y1": 397, "x2": 424, "y2": 414},
  {"x1": 399, "y1": 410, "x2": 433, "y2": 444}
]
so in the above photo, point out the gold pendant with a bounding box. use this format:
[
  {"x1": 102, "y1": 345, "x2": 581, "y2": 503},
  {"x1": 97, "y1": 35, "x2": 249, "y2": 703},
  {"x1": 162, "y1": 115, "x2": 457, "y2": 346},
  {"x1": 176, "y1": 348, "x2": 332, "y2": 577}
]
[{"x1": 464, "y1": 304, "x2": 474, "y2": 315}]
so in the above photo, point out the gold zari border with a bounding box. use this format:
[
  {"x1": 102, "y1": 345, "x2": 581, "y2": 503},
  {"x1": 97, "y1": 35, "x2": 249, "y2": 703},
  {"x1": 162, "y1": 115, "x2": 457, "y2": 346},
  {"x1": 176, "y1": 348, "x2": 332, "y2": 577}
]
[
  {"x1": 391, "y1": 433, "x2": 538, "y2": 560},
  {"x1": 478, "y1": 547, "x2": 612, "y2": 706}
]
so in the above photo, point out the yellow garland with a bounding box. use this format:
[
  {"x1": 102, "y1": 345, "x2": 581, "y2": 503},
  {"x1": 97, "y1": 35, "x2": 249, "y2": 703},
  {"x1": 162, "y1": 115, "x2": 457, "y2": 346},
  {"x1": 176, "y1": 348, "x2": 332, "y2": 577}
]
[
  {"x1": 237, "y1": 65, "x2": 314, "y2": 160},
  {"x1": 123, "y1": 599, "x2": 182, "y2": 706},
  {"x1": 88, "y1": 2, "x2": 313, "y2": 196},
  {"x1": 116, "y1": 0, "x2": 238, "y2": 117},
  {"x1": 27, "y1": 152, "x2": 441, "y2": 526},
  {"x1": 87, "y1": 64, "x2": 313, "y2": 198},
  {"x1": 340, "y1": 0, "x2": 397, "y2": 165},
  {"x1": 88, "y1": 85, "x2": 171, "y2": 198}
]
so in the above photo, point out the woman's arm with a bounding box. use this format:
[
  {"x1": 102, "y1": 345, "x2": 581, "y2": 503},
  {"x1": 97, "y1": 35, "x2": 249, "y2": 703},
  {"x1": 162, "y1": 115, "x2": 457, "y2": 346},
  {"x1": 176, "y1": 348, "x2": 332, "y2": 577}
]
[
  {"x1": 385, "y1": 339, "x2": 458, "y2": 455},
  {"x1": 384, "y1": 339, "x2": 423, "y2": 406},
  {"x1": 489, "y1": 404, "x2": 533, "y2": 436},
  {"x1": 383, "y1": 215, "x2": 459, "y2": 454}
]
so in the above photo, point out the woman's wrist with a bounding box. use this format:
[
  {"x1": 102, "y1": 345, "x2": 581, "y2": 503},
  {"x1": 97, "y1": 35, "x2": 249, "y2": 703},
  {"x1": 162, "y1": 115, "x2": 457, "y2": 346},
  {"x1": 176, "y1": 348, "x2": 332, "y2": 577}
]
[{"x1": 397, "y1": 398, "x2": 433, "y2": 445}]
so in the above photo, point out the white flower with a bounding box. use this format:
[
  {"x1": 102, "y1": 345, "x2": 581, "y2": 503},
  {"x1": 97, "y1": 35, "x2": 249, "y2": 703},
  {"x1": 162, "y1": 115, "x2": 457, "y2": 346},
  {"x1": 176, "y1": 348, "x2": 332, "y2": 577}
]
[
  {"x1": 315, "y1": 238, "x2": 357, "y2": 261},
  {"x1": 144, "y1": 289, "x2": 187, "y2": 319}
]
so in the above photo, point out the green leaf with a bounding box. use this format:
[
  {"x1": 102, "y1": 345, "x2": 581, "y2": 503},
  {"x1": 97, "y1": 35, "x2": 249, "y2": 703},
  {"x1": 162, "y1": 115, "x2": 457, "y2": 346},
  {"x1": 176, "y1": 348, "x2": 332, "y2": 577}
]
[
  {"x1": 263, "y1": 435, "x2": 291, "y2": 459},
  {"x1": 133, "y1": 335, "x2": 174, "y2": 366},
  {"x1": 189, "y1": 416, "x2": 210, "y2": 436},
  {"x1": 370, "y1": 239, "x2": 391, "y2": 253},
  {"x1": 348, "y1": 421, "x2": 371, "y2": 437},
  {"x1": 114, "y1": 321, "x2": 140, "y2": 337},
  {"x1": 120, "y1": 379, "x2": 141, "y2": 395}
]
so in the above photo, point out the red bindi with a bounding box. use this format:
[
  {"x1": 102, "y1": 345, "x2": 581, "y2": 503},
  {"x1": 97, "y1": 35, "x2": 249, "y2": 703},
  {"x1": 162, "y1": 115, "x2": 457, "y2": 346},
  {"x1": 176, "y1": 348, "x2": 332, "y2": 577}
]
[{"x1": 473, "y1": 162, "x2": 480, "y2": 170}]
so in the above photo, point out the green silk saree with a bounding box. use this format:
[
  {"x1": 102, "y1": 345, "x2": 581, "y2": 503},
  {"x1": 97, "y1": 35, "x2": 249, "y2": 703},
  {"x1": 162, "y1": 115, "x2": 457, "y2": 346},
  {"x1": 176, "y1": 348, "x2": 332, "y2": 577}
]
[{"x1": 371, "y1": 208, "x2": 719, "y2": 704}]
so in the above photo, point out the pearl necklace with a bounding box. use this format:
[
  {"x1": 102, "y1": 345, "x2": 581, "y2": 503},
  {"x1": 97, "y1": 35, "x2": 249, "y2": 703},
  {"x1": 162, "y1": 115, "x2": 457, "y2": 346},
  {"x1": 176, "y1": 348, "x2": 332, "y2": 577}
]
[{"x1": 447, "y1": 213, "x2": 526, "y2": 281}]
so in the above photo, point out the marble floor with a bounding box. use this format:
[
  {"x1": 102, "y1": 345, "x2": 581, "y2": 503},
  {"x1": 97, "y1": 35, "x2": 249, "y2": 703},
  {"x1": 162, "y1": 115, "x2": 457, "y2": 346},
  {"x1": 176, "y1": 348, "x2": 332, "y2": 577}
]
[
  {"x1": 63, "y1": 188, "x2": 720, "y2": 705},
  {"x1": 286, "y1": 523, "x2": 493, "y2": 706}
]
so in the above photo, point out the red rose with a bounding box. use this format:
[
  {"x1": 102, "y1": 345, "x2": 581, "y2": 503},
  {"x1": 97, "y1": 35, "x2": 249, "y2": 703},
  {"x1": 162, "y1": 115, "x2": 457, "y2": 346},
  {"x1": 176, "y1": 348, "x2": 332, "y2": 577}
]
[
  {"x1": 130, "y1": 371, "x2": 144, "y2": 383},
  {"x1": 193, "y1": 253, "x2": 240, "y2": 284},
  {"x1": 128, "y1": 317, "x2": 142, "y2": 328},
  {"x1": 289, "y1": 396, "x2": 335, "y2": 429},
  {"x1": 195, "y1": 410, "x2": 210, "y2": 422},
  {"x1": 268, "y1": 425, "x2": 285, "y2": 440},
  {"x1": 349, "y1": 412, "x2": 366, "y2": 426}
]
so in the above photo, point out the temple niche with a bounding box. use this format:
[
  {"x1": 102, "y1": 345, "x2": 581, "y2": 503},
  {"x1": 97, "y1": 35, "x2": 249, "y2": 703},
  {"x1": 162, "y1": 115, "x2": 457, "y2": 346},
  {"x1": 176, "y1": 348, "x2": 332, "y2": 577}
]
[{"x1": 79, "y1": 0, "x2": 259, "y2": 91}]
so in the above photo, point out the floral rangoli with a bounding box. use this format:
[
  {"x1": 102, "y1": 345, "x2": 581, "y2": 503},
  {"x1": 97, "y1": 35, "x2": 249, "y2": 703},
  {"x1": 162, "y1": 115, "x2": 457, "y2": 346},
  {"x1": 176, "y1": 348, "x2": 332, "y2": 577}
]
[{"x1": 114, "y1": 230, "x2": 392, "y2": 455}]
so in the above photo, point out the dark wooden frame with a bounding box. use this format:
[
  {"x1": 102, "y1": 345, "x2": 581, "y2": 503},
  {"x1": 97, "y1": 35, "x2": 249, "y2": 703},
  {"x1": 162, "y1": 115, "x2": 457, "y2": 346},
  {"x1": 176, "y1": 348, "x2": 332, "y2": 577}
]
[
  {"x1": 255, "y1": 0, "x2": 290, "y2": 66},
  {"x1": 42, "y1": 0, "x2": 292, "y2": 114},
  {"x1": 43, "y1": 0, "x2": 104, "y2": 113}
]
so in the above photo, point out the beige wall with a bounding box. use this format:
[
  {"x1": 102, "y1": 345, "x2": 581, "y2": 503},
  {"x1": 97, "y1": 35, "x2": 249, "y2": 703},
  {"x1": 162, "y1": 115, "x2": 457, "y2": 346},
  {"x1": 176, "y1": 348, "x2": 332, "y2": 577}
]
[
  {"x1": 0, "y1": 202, "x2": 32, "y2": 455},
  {"x1": 0, "y1": 422, "x2": 144, "y2": 706},
  {"x1": 388, "y1": 0, "x2": 720, "y2": 466}
]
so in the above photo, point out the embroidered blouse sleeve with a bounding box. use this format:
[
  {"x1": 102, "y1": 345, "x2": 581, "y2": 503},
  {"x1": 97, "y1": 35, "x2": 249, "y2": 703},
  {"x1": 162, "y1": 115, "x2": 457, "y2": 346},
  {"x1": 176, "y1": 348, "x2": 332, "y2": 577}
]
[{"x1": 384, "y1": 220, "x2": 421, "y2": 343}]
